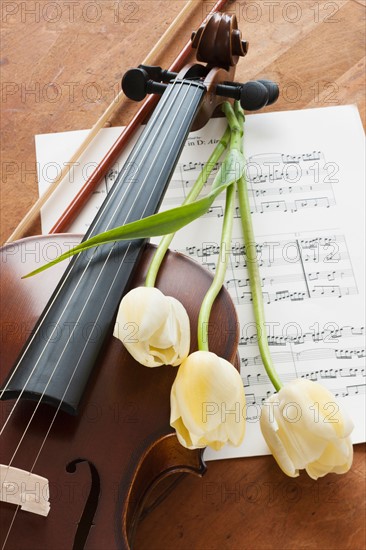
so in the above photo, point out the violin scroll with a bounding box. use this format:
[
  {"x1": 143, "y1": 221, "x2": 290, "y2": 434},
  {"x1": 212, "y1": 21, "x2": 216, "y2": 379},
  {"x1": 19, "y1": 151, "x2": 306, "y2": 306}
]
[
  {"x1": 191, "y1": 13, "x2": 248, "y2": 69},
  {"x1": 122, "y1": 13, "x2": 279, "y2": 124}
]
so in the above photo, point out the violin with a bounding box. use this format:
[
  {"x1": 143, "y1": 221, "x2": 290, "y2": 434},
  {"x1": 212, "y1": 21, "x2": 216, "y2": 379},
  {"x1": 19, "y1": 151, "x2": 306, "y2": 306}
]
[{"x1": 0, "y1": 14, "x2": 278, "y2": 549}]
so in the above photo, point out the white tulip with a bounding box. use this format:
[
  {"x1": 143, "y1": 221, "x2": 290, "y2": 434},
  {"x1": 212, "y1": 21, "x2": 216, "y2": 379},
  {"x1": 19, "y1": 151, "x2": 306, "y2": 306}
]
[
  {"x1": 260, "y1": 378, "x2": 354, "y2": 479},
  {"x1": 113, "y1": 287, "x2": 190, "y2": 367},
  {"x1": 170, "y1": 351, "x2": 246, "y2": 450}
]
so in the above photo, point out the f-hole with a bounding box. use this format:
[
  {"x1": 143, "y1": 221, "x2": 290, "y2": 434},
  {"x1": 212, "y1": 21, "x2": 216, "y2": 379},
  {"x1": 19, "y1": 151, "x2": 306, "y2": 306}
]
[{"x1": 66, "y1": 458, "x2": 101, "y2": 549}]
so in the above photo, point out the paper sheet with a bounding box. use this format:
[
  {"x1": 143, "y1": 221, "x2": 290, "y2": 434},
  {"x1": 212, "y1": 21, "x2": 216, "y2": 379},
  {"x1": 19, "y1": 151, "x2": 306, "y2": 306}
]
[{"x1": 36, "y1": 105, "x2": 366, "y2": 459}]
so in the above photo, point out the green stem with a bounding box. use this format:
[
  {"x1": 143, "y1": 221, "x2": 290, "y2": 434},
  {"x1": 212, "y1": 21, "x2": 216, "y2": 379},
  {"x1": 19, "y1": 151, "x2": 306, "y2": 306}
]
[
  {"x1": 235, "y1": 103, "x2": 283, "y2": 391},
  {"x1": 222, "y1": 102, "x2": 241, "y2": 141},
  {"x1": 197, "y1": 106, "x2": 241, "y2": 350},
  {"x1": 145, "y1": 125, "x2": 231, "y2": 287},
  {"x1": 197, "y1": 180, "x2": 236, "y2": 351},
  {"x1": 221, "y1": 102, "x2": 243, "y2": 155}
]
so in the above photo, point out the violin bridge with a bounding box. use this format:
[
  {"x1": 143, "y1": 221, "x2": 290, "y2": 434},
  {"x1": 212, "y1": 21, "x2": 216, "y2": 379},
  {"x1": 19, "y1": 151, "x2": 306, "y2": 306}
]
[{"x1": 0, "y1": 464, "x2": 50, "y2": 516}]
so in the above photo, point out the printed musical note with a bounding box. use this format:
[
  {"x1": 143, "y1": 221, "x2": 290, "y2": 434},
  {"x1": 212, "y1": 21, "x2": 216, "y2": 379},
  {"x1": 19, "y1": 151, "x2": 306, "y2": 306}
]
[
  {"x1": 239, "y1": 347, "x2": 365, "y2": 366},
  {"x1": 182, "y1": 161, "x2": 203, "y2": 171},
  {"x1": 183, "y1": 230, "x2": 357, "y2": 308},
  {"x1": 241, "y1": 368, "x2": 365, "y2": 387},
  {"x1": 205, "y1": 205, "x2": 224, "y2": 218},
  {"x1": 239, "y1": 326, "x2": 364, "y2": 347},
  {"x1": 342, "y1": 384, "x2": 366, "y2": 397},
  {"x1": 230, "y1": 286, "x2": 357, "y2": 306},
  {"x1": 260, "y1": 200, "x2": 287, "y2": 213},
  {"x1": 249, "y1": 182, "x2": 333, "y2": 198},
  {"x1": 256, "y1": 196, "x2": 336, "y2": 214}
]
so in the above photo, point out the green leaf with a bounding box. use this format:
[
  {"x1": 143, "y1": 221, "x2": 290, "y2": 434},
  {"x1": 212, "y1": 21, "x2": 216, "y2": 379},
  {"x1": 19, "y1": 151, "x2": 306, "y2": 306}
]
[
  {"x1": 22, "y1": 192, "x2": 217, "y2": 277},
  {"x1": 211, "y1": 147, "x2": 244, "y2": 192},
  {"x1": 24, "y1": 145, "x2": 245, "y2": 279}
]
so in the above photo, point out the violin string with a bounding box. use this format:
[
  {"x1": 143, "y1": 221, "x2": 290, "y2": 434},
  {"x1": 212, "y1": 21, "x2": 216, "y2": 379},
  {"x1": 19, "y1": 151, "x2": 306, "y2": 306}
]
[
  {"x1": 0, "y1": 80, "x2": 183, "y2": 438},
  {"x1": 27, "y1": 84, "x2": 204, "y2": 472},
  {"x1": 3, "y1": 81, "x2": 203, "y2": 471},
  {"x1": 2, "y1": 80, "x2": 197, "y2": 549},
  {"x1": 1, "y1": 506, "x2": 19, "y2": 550},
  {"x1": 2, "y1": 80, "x2": 202, "y2": 549},
  {"x1": 0, "y1": 86, "x2": 186, "y2": 520},
  {"x1": 0, "y1": 78, "x2": 178, "y2": 406},
  {"x1": 0, "y1": 77, "x2": 188, "y2": 434}
]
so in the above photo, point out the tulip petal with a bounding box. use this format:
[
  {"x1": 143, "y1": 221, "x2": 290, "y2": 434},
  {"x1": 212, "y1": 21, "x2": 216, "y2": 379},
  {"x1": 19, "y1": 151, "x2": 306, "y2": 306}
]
[
  {"x1": 306, "y1": 438, "x2": 353, "y2": 479},
  {"x1": 170, "y1": 351, "x2": 245, "y2": 450},
  {"x1": 113, "y1": 287, "x2": 190, "y2": 367},
  {"x1": 260, "y1": 401, "x2": 298, "y2": 477},
  {"x1": 279, "y1": 379, "x2": 354, "y2": 440},
  {"x1": 260, "y1": 379, "x2": 354, "y2": 479},
  {"x1": 273, "y1": 399, "x2": 328, "y2": 469}
]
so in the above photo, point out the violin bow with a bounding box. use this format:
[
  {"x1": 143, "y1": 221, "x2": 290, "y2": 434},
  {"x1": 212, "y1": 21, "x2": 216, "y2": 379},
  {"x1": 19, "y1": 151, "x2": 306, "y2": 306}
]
[{"x1": 7, "y1": 0, "x2": 230, "y2": 242}]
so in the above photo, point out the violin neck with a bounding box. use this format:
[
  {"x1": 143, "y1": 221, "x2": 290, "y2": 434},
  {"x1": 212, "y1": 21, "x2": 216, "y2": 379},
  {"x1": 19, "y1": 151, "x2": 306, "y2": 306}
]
[
  {"x1": 1, "y1": 80, "x2": 206, "y2": 414},
  {"x1": 86, "y1": 79, "x2": 205, "y2": 238}
]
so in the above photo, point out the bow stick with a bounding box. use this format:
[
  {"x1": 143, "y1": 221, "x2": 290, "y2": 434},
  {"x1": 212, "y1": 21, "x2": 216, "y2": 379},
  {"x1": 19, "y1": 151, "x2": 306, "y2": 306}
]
[{"x1": 7, "y1": 0, "x2": 229, "y2": 242}]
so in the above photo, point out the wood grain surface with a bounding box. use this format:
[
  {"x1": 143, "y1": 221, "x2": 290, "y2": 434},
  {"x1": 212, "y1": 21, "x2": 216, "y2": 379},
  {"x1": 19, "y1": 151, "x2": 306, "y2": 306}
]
[{"x1": 1, "y1": 1, "x2": 365, "y2": 549}]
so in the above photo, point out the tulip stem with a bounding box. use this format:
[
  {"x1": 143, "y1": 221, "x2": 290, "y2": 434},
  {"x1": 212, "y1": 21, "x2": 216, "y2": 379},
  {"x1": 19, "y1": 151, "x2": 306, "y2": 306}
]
[
  {"x1": 145, "y1": 125, "x2": 231, "y2": 288},
  {"x1": 198, "y1": 183, "x2": 235, "y2": 351},
  {"x1": 197, "y1": 103, "x2": 243, "y2": 350},
  {"x1": 235, "y1": 102, "x2": 283, "y2": 392}
]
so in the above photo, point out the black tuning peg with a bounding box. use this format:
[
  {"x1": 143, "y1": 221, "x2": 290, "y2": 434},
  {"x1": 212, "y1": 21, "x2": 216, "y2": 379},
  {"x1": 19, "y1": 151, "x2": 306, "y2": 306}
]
[
  {"x1": 122, "y1": 68, "x2": 167, "y2": 101},
  {"x1": 239, "y1": 81, "x2": 270, "y2": 111},
  {"x1": 257, "y1": 79, "x2": 280, "y2": 105},
  {"x1": 216, "y1": 79, "x2": 279, "y2": 111},
  {"x1": 138, "y1": 65, "x2": 178, "y2": 83},
  {"x1": 122, "y1": 65, "x2": 280, "y2": 111},
  {"x1": 122, "y1": 65, "x2": 179, "y2": 102}
]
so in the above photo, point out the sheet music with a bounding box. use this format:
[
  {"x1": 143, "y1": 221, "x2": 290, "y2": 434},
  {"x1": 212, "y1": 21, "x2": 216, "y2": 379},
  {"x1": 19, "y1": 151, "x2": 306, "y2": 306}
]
[{"x1": 36, "y1": 105, "x2": 365, "y2": 459}]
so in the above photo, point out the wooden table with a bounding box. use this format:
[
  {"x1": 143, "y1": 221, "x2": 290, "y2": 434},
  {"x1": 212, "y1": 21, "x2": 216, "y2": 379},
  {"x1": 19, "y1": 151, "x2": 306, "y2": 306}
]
[{"x1": 1, "y1": 1, "x2": 365, "y2": 549}]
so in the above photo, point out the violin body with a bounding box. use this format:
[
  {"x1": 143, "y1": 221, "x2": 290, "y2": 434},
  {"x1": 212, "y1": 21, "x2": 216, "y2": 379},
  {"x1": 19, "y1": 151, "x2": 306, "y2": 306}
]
[
  {"x1": 0, "y1": 236, "x2": 239, "y2": 549},
  {"x1": 0, "y1": 13, "x2": 279, "y2": 548}
]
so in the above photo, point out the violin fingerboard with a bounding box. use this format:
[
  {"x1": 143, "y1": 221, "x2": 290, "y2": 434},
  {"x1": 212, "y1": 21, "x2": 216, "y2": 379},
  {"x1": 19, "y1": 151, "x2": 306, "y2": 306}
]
[{"x1": 1, "y1": 80, "x2": 206, "y2": 415}]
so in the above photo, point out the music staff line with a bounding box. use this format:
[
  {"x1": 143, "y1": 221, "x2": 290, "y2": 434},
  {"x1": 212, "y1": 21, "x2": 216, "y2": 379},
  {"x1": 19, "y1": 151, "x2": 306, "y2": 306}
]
[
  {"x1": 251, "y1": 196, "x2": 335, "y2": 214},
  {"x1": 186, "y1": 234, "x2": 346, "y2": 257},
  {"x1": 242, "y1": 368, "x2": 366, "y2": 388},
  {"x1": 162, "y1": 148, "x2": 336, "y2": 218},
  {"x1": 186, "y1": 235, "x2": 348, "y2": 263},
  {"x1": 163, "y1": 189, "x2": 335, "y2": 217},
  {"x1": 168, "y1": 177, "x2": 334, "y2": 205},
  {"x1": 197, "y1": 248, "x2": 348, "y2": 269},
  {"x1": 244, "y1": 384, "x2": 365, "y2": 411},
  {"x1": 230, "y1": 286, "x2": 358, "y2": 305},
  {"x1": 247, "y1": 150, "x2": 325, "y2": 164},
  {"x1": 173, "y1": 171, "x2": 331, "y2": 190},
  {"x1": 225, "y1": 268, "x2": 354, "y2": 289},
  {"x1": 249, "y1": 182, "x2": 332, "y2": 197},
  {"x1": 240, "y1": 347, "x2": 366, "y2": 366},
  {"x1": 104, "y1": 150, "x2": 333, "y2": 210},
  {"x1": 179, "y1": 150, "x2": 325, "y2": 174},
  {"x1": 239, "y1": 326, "x2": 365, "y2": 347},
  {"x1": 183, "y1": 230, "x2": 357, "y2": 305},
  {"x1": 201, "y1": 257, "x2": 353, "y2": 276},
  {"x1": 197, "y1": 197, "x2": 336, "y2": 217}
]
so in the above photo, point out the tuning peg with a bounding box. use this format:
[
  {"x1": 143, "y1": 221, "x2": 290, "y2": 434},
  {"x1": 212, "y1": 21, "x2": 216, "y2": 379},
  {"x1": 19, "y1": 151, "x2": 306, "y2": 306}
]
[
  {"x1": 122, "y1": 68, "x2": 167, "y2": 101},
  {"x1": 138, "y1": 65, "x2": 177, "y2": 83},
  {"x1": 257, "y1": 79, "x2": 280, "y2": 105},
  {"x1": 122, "y1": 65, "x2": 280, "y2": 110},
  {"x1": 239, "y1": 81, "x2": 270, "y2": 111},
  {"x1": 216, "y1": 79, "x2": 279, "y2": 111}
]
